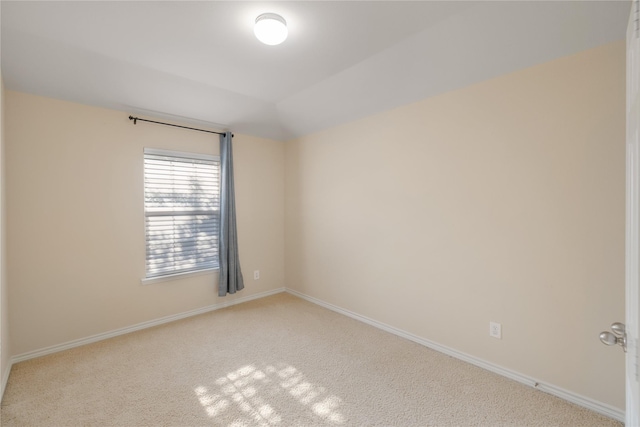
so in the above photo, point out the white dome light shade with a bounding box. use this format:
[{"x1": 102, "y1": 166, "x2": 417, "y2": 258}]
[{"x1": 254, "y1": 13, "x2": 288, "y2": 45}]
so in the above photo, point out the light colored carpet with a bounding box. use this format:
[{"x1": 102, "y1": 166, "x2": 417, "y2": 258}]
[{"x1": 1, "y1": 292, "x2": 621, "y2": 426}]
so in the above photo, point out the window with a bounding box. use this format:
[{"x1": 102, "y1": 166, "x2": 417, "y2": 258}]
[{"x1": 144, "y1": 148, "x2": 220, "y2": 279}]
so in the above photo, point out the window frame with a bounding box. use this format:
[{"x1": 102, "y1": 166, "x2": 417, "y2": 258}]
[{"x1": 141, "y1": 148, "x2": 220, "y2": 284}]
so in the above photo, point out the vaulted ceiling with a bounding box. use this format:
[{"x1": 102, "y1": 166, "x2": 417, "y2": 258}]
[{"x1": 1, "y1": 1, "x2": 631, "y2": 141}]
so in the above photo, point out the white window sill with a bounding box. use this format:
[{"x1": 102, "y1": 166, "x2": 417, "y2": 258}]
[{"x1": 141, "y1": 268, "x2": 218, "y2": 285}]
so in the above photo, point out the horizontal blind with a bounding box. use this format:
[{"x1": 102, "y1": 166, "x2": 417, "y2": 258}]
[{"x1": 144, "y1": 149, "x2": 220, "y2": 278}]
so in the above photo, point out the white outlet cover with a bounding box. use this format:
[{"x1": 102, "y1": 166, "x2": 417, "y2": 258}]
[
  {"x1": 490, "y1": 321, "x2": 502, "y2": 339},
  {"x1": 253, "y1": 270, "x2": 260, "y2": 280}
]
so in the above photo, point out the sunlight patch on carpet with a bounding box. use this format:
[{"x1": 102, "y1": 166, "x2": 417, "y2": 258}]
[{"x1": 195, "y1": 363, "x2": 345, "y2": 425}]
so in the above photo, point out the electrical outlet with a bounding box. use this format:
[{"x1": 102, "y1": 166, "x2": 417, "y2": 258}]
[
  {"x1": 254, "y1": 270, "x2": 260, "y2": 280},
  {"x1": 489, "y1": 322, "x2": 502, "y2": 339}
]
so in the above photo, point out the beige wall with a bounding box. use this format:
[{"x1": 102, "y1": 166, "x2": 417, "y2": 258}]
[
  {"x1": 1, "y1": 74, "x2": 10, "y2": 396},
  {"x1": 6, "y1": 92, "x2": 285, "y2": 356},
  {"x1": 2, "y1": 39, "x2": 626, "y2": 412},
  {"x1": 285, "y1": 41, "x2": 626, "y2": 409}
]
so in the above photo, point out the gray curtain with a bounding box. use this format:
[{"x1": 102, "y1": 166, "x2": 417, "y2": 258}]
[{"x1": 218, "y1": 131, "x2": 244, "y2": 296}]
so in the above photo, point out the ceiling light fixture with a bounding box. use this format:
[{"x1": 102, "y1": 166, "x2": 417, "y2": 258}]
[{"x1": 254, "y1": 13, "x2": 288, "y2": 46}]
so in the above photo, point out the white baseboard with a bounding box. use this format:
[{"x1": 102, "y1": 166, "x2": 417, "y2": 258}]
[
  {"x1": 1, "y1": 358, "x2": 11, "y2": 402},
  {"x1": 285, "y1": 288, "x2": 625, "y2": 423},
  {"x1": 5, "y1": 286, "x2": 625, "y2": 422},
  {"x1": 11, "y1": 287, "x2": 285, "y2": 364}
]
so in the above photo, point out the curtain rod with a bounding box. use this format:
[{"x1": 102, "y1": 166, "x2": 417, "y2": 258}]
[{"x1": 129, "y1": 115, "x2": 233, "y2": 137}]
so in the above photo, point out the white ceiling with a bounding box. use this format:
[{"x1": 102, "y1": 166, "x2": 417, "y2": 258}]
[{"x1": 1, "y1": 1, "x2": 631, "y2": 141}]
